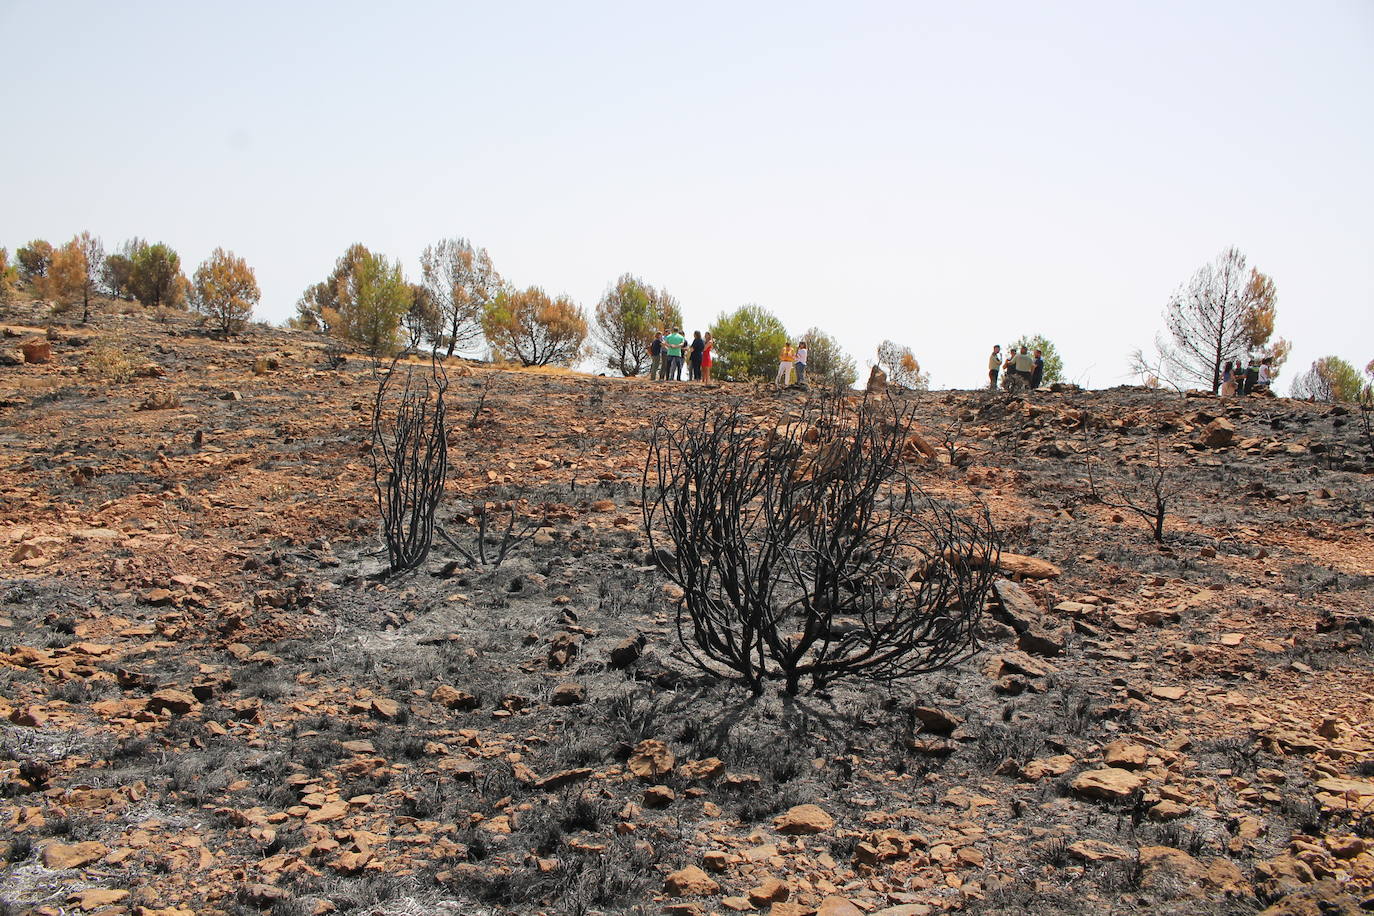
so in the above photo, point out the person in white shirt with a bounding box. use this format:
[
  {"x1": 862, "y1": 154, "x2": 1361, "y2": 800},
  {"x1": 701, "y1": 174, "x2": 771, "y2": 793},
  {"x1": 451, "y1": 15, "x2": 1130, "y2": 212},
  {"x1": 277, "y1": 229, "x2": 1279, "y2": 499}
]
[{"x1": 794, "y1": 342, "x2": 808, "y2": 386}]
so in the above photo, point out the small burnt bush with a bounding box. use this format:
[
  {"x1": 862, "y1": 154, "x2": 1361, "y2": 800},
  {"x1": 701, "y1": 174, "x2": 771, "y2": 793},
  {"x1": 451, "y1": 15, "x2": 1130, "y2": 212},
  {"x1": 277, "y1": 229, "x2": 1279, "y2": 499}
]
[
  {"x1": 644, "y1": 395, "x2": 999, "y2": 696},
  {"x1": 370, "y1": 357, "x2": 449, "y2": 575}
]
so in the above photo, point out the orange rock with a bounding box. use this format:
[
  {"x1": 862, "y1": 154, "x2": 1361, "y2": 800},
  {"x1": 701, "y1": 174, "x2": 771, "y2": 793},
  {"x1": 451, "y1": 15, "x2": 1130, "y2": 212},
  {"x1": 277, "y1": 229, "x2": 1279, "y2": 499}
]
[
  {"x1": 774, "y1": 804, "x2": 834, "y2": 835},
  {"x1": 1071, "y1": 767, "x2": 1143, "y2": 800},
  {"x1": 41, "y1": 840, "x2": 108, "y2": 869},
  {"x1": 627, "y1": 739, "x2": 675, "y2": 779},
  {"x1": 748, "y1": 876, "x2": 789, "y2": 904},
  {"x1": 665, "y1": 865, "x2": 719, "y2": 897}
]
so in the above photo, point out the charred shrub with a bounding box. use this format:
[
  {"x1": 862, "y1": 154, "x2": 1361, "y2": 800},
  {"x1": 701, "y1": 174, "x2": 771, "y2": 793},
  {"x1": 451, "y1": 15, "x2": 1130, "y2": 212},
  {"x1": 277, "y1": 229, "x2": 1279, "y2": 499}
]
[
  {"x1": 370, "y1": 357, "x2": 449, "y2": 574},
  {"x1": 644, "y1": 395, "x2": 998, "y2": 696}
]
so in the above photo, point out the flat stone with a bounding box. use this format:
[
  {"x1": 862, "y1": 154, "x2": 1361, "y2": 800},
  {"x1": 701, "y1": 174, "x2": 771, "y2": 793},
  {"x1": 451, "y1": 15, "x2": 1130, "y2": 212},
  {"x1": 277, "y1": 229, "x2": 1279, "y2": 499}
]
[
  {"x1": 42, "y1": 841, "x2": 108, "y2": 869},
  {"x1": 1071, "y1": 767, "x2": 1144, "y2": 800},
  {"x1": 148, "y1": 689, "x2": 198, "y2": 715},
  {"x1": 1021, "y1": 754, "x2": 1076, "y2": 781},
  {"x1": 370, "y1": 698, "x2": 402, "y2": 719},
  {"x1": 1069, "y1": 839, "x2": 1131, "y2": 862},
  {"x1": 535, "y1": 767, "x2": 593, "y2": 791},
  {"x1": 304, "y1": 801, "x2": 349, "y2": 824},
  {"x1": 1315, "y1": 777, "x2": 1374, "y2": 799},
  {"x1": 1103, "y1": 740, "x2": 1149, "y2": 769},
  {"x1": 815, "y1": 897, "x2": 865, "y2": 916},
  {"x1": 69, "y1": 888, "x2": 130, "y2": 909},
  {"x1": 1149, "y1": 800, "x2": 1191, "y2": 820}
]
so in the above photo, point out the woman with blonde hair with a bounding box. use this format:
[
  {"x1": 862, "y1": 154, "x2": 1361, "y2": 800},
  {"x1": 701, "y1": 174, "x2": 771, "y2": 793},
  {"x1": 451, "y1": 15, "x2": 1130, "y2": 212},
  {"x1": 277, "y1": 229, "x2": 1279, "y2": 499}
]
[
  {"x1": 701, "y1": 332, "x2": 714, "y2": 384},
  {"x1": 775, "y1": 341, "x2": 796, "y2": 388}
]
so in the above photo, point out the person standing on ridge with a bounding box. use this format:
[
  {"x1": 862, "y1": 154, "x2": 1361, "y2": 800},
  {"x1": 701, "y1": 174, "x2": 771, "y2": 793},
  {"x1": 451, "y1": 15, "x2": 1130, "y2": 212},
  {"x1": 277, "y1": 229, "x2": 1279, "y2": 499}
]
[
  {"x1": 794, "y1": 340, "x2": 808, "y2": 386},
  {"x1": 1013, "y1": 347, "x2": 1035, "y2": 389},
  {"x1": 1030, "y1": 349, "x2": 1045, "y2": 389},
  {"x1": 648, "y1": 330, "x2": 664, "y2": 381},
  {"x1": 689, "y1": 331, "x2": 705, "y2": 381},
  {"x1": 701, "y1": 332, "x2": 714, "y2": 384},
  {"x1": 988, "y1": 345, "x2": 1001, "y2": 390},
  {"x1": 776, "y1": 341, "x2": 796, "y2": 388},
  {"x1": 664, "y1": 327, "x2": 686, "y2": 381}
]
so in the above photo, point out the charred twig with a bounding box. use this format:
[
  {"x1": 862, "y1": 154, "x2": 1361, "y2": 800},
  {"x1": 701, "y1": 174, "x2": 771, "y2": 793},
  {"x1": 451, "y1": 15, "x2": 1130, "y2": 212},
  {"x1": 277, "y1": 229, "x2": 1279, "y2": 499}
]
[
  {"x1": 469, "y1": 374, "x2": 495, "y2": 428},
  {"x1": 437, "y1": 505, "x2": 543, "y2": 569},
  {"x1": 1082, "y1": 425, "x2": 1188, "y2": 542},
  {"x1": 642, "y1": 394, "x2": 999, "y2": 697}
]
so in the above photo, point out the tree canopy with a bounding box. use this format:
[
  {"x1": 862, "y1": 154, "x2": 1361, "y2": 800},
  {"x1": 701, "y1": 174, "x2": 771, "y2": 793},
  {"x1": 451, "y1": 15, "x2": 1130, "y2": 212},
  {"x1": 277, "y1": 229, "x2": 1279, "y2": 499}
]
[
  {"x1": 708, "y1": 305, "x2": 788, "y2": 381},
  {"x1": 800, "y1": 327, "x2": 857, "y2": 389},
  {"x1": 191, "y1": 248, "x2": 260, "y2": 334},
  {"x1": 876, "y1": 340, "x2": 929, "y2": 390},
  {"x1": 39, "y1": 239, "x2": 87, "y2": 314},
  {"x1": 128, "y1": 241, "x2": 187, "y2": 309},
  {"x1": 482, "y1": 286, "x2": 588, "y2": 367},
  {"x1": 1290, "y1": 356, "x2": 1365, "y2": 403},
  {"x1": 419, "y1": 238, "x2": 501, "y2": 357},
  {"x1": 15, "y1": 240, "x2": 53, "y2": 280},
  {"x1": 292, "y1": 243, "x2": 372, "y2": 335},
  {"x1": 593, "y1": 274, "x2": 682, "y2": 376},
  {"x1": 0, "y1": 249, "x2": 15, "y2": 303},
  {"x1": 1147, "y1": 248, "x2": 1288, "y2": 394}
]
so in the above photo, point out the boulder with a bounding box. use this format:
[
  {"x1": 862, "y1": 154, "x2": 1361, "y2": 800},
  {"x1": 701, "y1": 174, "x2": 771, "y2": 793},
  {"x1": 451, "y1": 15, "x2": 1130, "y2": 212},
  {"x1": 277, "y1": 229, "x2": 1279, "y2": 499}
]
[
  {"x1": 148, "y1": 689, "x2": 198, "y2": 715},
  {"x1": 912, "y1": 706, "x2": 962, "y2": 735},
  {"x1": 1017, "y1": 626, "x2": 1066, "y2": 657},
  {"x1": 747, "y1": 876, "x2": 789, "y2": 904},
  {"x1": 991, "y1": 579, "x2": 1041, "y2": 633},
  {"x1": 665, "y1": 865, "x2": 719, "y2": 897},
  {"x1": 21, "y1": 339, "x2": 52, "y2": 364},
  {"x1": 866, "y1": 365, "x2": 888, "y2": 395},
  {"x1": 1258, "y1": 879, "x2": 1364, "y2": 916},
  {"x1": 774, "y1": 803, "x2": 834, "y2": 834},
  {"x1": 550, "y1": 683, "x2": 585, "y2": 706},
  {"x1": 608, "y1": 635, "x2": 644, "y2": 669},
  {"x1": 1201, "y1": 418, "x2": 1236, "y2": 448},
  {"x1": 431, "y1": 685, "x2": 481, "y2": 710},
  {"x1": 1103, "y1": 740, "x2": 1149, "y2": 769}
]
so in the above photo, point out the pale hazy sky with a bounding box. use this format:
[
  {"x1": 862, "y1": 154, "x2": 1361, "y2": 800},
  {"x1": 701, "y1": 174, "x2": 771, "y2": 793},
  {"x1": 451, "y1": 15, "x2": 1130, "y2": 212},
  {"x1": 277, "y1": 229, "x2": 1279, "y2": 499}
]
[{"x1": 3, "y1": 0, "x2": 1371, "y2": 389}]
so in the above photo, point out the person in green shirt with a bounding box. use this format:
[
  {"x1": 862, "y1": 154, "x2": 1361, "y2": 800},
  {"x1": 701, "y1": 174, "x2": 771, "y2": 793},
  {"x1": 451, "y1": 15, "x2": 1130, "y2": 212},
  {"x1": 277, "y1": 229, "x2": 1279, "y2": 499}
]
[{"x1": 663, "y1": 328, "x2": 686, "y2": 381}]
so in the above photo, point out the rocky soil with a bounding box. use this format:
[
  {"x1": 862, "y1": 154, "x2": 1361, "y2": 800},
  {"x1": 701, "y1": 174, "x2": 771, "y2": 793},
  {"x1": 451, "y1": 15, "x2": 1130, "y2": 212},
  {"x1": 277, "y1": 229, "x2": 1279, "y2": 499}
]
[{"x1": 1, "y1": 304, "x2": 1372, "y2": 916}]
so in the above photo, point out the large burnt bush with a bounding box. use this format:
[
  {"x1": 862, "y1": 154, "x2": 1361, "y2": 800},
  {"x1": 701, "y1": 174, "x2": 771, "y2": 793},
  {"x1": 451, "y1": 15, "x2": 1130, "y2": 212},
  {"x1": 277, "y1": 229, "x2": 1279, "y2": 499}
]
[{"x1": 643, "y1": 395, "x2": 998, "y2": 696}]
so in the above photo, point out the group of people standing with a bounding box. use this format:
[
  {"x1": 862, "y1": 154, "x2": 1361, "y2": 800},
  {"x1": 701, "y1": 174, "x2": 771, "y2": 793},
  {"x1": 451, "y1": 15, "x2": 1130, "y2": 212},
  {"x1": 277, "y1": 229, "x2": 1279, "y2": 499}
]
[
  {"x1": 988, "y1": 344, "x2": 1044, "y2": 391},
  {"x1": 647, "y1": 330, "x2": 812, "y2": 389},
  {"x1": 649, "y1": 329, "x2": 713, "y2": 382},
  {"x1": 1221, "y1": 357, "x2": 1273, "y2": 397}
]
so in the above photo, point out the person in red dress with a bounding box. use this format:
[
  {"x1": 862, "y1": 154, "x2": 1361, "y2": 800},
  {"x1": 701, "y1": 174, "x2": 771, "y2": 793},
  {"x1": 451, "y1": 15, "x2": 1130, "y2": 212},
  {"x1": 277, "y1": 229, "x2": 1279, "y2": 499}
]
[{"x1": 701, "y1": 332, "x2": 714, "y2": 384}]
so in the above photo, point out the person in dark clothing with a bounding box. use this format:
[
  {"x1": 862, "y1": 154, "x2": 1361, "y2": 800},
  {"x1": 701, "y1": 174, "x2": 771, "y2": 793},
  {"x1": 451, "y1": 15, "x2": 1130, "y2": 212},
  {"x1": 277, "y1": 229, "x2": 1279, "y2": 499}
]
[
  {"x1": 689, "y1": 331, "x2": 705, "y2": 381},
  {"x1": 1030, "y1": 349, "x2": 1044, "y2": 389},
  {"x1": 648, "y1": 331, "x2": 664, "y2": 381}
]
